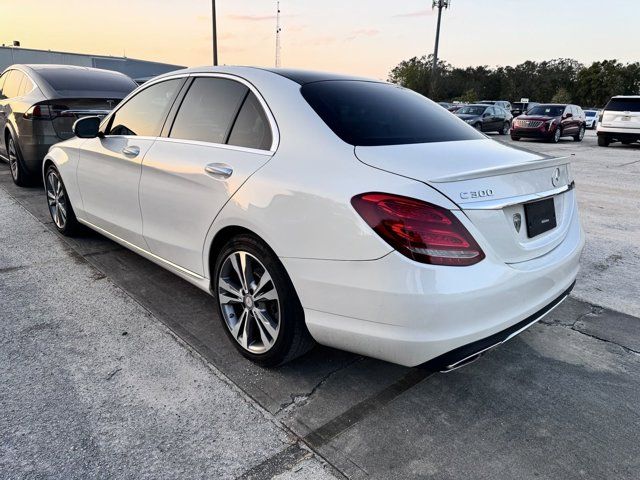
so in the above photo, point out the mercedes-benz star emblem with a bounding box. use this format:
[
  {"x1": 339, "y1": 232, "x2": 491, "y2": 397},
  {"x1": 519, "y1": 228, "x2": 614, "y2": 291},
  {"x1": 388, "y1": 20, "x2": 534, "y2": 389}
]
[
  {"x1": 551, "y1": 168, "x2": 561, "y2": 187},
  {"x1": 513, "y1": 213, "x2": 522, "y2": 233}
]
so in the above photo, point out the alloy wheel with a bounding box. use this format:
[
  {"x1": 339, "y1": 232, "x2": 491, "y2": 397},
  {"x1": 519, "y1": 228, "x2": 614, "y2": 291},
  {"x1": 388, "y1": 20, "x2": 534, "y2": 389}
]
[
  {"x1": 554, "y1": 128, "x2": 561, "y2": 142},
  {"x1": 579, "y1": 126, "x2": 585, "y2": 140},
  {"x1": 502, "y1": 122, "x2": 510, "y2": 135},
  {"x1": 8, "y1": 138, "x2": 18, "y2": 181},
  {"x1": 46, "y1": 170, "x2": 68, "y2": 229},
  {"x1": 218, "y1": 251, "x2": 281, "y2": 354}
]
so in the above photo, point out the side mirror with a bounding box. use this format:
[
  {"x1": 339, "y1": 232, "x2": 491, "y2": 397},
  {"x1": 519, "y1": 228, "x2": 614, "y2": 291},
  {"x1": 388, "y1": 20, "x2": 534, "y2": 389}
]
[
  {"x1": 564, "y1": 112, "x2": 573, "y2": 119},
  {"x1": 73, "y1": 116, "x2": 101, "y2": 139},
  {"x1": 483, "y1": 112, "x2": 490, "y2": 118}
]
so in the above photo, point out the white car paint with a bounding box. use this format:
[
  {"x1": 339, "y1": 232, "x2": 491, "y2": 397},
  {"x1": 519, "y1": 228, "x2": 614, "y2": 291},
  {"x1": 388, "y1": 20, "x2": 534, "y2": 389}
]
[{"x1": 44, "y1": 66, "x2": 584, "y2": 367}]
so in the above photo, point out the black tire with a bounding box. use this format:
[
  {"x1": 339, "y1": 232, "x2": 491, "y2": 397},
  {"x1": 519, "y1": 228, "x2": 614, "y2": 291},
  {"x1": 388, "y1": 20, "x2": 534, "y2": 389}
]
[
  {"x1": 213, "y1": 234, "x2": 314, "y2": 367},
  {"x1": 550, "y1": 127, "x2": 562, "y2": 143},
  {"x1": 473, "y1": 123, "x2": 482, "y2": 132},
  {"x1": 511, "y1": 135, "x2": 521, "y2": 141},
  {"x1": 573, "y1": 125, "x2": 585, "y2": 142},
  {"x1": 597, "y1": 135, "x2": 610, "y2": 147},
  {"x1": 44, "y1": 164, "x2": 82, "y2": 236},
  {"x1": 499, "y1": 122, "x2": 510, "y2": 135},
  {"x1": 621, "y1": 140, "x2": 632, "y2": 145},
  {"x1": 6, "y1": 133, "x2": 36, "y2": 187}
]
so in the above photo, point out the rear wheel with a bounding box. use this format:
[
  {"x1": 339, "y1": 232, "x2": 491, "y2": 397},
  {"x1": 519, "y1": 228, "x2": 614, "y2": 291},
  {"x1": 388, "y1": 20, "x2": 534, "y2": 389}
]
[
  {"x1": 597, "y1": 135, "x2": 610, "y2": 147},
  {"x1": 511, "y1": 135, "x2": 520, "y2": 141},
  {"x1": 500, "y1": 122, "x2": 510, "y2": 135},
  {"x1": 213, "y1": 234, "x2": 314, "y2": 367},
  {"x1": 6, "y1": 134, "x2": 35, "y2": 187},
  {"x1": 573, "y1": 125, "x2": 585, "y2": 142},
  {"x1": 45, "y1": 165, "x2": 82, "y2": 235}
]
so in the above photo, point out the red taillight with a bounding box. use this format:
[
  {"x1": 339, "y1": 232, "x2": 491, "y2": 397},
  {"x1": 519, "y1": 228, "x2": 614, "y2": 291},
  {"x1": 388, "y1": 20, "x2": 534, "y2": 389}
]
[
  {"x1": 351, "y1": 193, "x2": 485, "y2": 266},
  {"x1": 24, "y1": 104, "x2": 68, "y2": 120}
]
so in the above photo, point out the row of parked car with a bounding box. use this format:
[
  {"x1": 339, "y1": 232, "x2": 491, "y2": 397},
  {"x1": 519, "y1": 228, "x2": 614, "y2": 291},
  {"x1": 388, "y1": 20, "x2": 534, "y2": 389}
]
[{"x1": 442, "y1": 97, "x2": 640, "y2": 146}]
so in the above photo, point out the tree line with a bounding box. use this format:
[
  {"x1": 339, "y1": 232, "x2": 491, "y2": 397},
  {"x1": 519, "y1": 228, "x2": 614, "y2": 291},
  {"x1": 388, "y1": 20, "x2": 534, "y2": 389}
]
[{"x1": 388, "y1": 56, "x2": 640, "y2": 108}]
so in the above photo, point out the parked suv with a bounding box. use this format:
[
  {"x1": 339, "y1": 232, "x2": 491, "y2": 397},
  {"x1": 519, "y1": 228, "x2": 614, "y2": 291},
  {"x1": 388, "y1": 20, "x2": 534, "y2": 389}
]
[
  {"x1": 511, "y1": 104, "x2": 586, "y2": 143},
  {"x1": 0, "y1": 64, "x2": 137, "y2": 186},
  {"x1": 597, "y1": 96, "x2": 640, "y2": 146}
]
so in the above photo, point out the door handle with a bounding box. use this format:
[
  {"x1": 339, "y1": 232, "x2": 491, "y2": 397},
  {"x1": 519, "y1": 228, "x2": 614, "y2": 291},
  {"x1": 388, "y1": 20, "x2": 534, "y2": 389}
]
[
  {"x1": 122, "y1": 145, "x2": 140, "y2": 157},
  {"x1": 205, "y1": 163, "x2": 233, "y2": 179}
]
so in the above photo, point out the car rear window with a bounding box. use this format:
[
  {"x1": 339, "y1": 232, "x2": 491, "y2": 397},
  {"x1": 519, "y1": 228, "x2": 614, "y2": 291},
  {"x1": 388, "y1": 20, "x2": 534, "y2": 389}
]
[
  {"x1": 38, "y1": 68, "x2": 136, "y2": 95},
  {"x1": 604, "y1": 98, "x2": 640, "y2": 112},
  {"x1": 300, "y1": 81, "x2": 483, "y2": 146}
]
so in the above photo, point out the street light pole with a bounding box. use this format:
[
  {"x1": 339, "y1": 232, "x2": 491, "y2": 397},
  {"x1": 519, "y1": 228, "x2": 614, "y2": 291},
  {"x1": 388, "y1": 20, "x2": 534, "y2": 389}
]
[
  {"x1": 212, "y1": 0, "x2": 218, "y2": 66},
  {"x1": 430, "y1": 0, "x2": 450, "y2": 97}
]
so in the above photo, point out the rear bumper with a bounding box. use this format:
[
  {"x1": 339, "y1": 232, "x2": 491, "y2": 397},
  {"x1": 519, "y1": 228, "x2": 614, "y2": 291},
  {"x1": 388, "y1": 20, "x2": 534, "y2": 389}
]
[
  {"x1": 283, "y1": 208, "x2": 585, "y2": 367},
  {"x1": 597, "y1": 126, "x2": 640, "y2": 141}
]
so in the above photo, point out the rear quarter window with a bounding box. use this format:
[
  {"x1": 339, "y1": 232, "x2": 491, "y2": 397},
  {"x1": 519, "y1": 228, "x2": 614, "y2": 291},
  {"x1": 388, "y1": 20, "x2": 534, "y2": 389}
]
[
  {"x1": 301, "y1": 81, "x2": 484, "y2": 146},
  {"x1": 604, "y1": 98, "x2": 640, "y2": 112}
]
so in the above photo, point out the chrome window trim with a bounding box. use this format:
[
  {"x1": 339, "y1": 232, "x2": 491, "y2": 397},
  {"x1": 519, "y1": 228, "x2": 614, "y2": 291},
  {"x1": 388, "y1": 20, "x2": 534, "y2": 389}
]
[
  {"x1": 98, "y1": 73, "x2": 191, "y2": 133},
  {"x1": 97, "y1": 72, "x2": 279, "y2": 154},
  {"x1": 152, "y1": 136, "x2": 274, "y2": 156},
  {"x1": 175, "y1": 72, "x2": 279, "y2": 153},
  {"x1": 459, "y1": 181, "x2": 575, "y2": 210}
]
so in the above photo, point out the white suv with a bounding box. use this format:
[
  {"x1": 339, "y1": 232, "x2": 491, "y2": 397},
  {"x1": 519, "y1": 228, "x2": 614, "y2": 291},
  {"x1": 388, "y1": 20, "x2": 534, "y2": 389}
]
[{"x1": 597, "y1": 95, "x2": 640, "y2": 146}]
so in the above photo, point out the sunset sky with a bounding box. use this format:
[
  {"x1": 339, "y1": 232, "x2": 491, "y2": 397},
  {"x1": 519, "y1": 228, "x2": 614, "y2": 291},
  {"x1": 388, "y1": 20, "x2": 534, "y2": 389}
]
[{"x1": 1, "y1": 0, "x2": 638, "y2": 79}]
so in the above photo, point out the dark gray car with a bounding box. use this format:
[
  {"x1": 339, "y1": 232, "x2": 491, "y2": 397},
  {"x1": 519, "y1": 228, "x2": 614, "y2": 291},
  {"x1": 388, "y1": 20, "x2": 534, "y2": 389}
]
[
  {"x1": 455, "y1": 104, "x2": 513, "y2": 134},
  {"x1": 0, "y1": 64, "x2": 137, "y2": 186}
]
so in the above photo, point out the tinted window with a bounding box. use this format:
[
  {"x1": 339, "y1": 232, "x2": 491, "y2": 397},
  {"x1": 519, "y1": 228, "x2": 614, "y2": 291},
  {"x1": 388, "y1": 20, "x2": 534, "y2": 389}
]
[
  {"x1": 38, "y1": 67, "x2": 136, "y2": 95},
  {"x1": 527, "y1": 105, "x2": 565, "y2": 117},
  {"x1": 302, "y1": 81, "x2": 483, "y2": 146},
  {"x1": 605, "y1": 98, "x2": 640, "y2": 112},
  {"x1": 18, "y1": 75, "x2": 34, "y2": 96},
  {"x1": 0, "y1": 72, "x2": 7, "y2": 99},
  {"x1": 108, "y1": 79, "x2": 182, "y2": 137},
  {"x1": 170, "y1": 77, "x2": 248, "y2": 144},
  {"x1": 227, "y1": 92, "x2": 273, "y2": 150},
  {"x1": 585, "y1": 111, "x2": 597, "y2": 117},
  {"x1": 2, "y1": 71, "x2": 23, "y2": 98},
  {"x1": 457, "y1": 106, "x2": 486, "y2": 115}
]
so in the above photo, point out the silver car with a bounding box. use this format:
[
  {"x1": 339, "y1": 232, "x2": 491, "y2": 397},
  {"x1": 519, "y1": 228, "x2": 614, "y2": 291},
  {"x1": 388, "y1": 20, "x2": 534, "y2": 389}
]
[{"x1": 0, "y1": 64, "x2": 137, "y2": 186}]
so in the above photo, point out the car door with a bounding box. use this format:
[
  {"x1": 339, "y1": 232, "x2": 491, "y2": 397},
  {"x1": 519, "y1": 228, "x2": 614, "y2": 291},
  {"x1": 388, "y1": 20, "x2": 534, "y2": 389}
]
[
  {"x1": 139, "y1": 75, "x2": 276, "y2": 276},
  {"x1": 76, "y1": 77, "x2": 184, "y2": 247},
  {"x1": 560, "y1": 106, "x2": 573, "y2": 135}
]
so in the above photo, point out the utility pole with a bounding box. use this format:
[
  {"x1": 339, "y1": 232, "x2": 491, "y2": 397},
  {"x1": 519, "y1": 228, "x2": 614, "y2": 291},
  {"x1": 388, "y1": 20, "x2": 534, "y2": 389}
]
[
  {"x1": 430, "y1": 0, "x2": 451, "y2": 97},
  {"x1": 212, "y1": 0, "x2": 218, "y2": 66},
  {"x1": 275, "y1": 1, "x2": 282, "y2": 67}
]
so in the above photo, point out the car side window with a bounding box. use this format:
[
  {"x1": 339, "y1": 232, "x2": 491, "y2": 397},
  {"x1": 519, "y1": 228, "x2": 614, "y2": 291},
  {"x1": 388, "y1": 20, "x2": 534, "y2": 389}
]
[
  {"x1": 18, "y1": 75, "x2": 34, "y2": 96},
  {"x1": 169, "y1": 77, "x2": 248, "y2": 144},
  {"x1": 107, "y1": 79, "x2": 182, "y2": 137},
  {"x1": 0, "y1": 72, "x2": 7, "y2": 99},
  {"x1": 2, "y1": 71, "x2": 22, "y2": 99},
  {"x1": 227, "y1": 91, "x2": 273, "y2": 150}
]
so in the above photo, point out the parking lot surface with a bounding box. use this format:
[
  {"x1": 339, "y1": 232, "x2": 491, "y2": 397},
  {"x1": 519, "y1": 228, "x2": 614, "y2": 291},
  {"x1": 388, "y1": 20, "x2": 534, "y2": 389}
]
[{"x1": 1, "y1": 131, "x2": 639, "y2": 479}]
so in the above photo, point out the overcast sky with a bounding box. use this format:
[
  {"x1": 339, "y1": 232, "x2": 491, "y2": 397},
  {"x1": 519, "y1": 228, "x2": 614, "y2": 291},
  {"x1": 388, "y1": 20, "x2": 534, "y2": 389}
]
[{"x1": 2, "y1": 0, "x2": 639, "y2": 79}]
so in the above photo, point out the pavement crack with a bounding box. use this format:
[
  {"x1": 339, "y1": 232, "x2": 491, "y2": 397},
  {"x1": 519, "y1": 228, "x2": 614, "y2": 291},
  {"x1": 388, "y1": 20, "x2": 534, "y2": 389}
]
[
  {"x1": 105, "y1": 368, "x2": 122, "y2": 380},
  {"x1": 275, "y1": 357, "x2": 363, "y2": 417},
  {"x1": 570, "y1": 326, "x2": 640, "y2": 355}
]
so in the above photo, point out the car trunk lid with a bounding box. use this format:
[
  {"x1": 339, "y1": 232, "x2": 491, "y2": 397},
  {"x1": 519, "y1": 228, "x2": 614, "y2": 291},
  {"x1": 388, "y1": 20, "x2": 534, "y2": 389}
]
[{"x1": 355, "y1": 139, "x2": 575, "y2": 263}]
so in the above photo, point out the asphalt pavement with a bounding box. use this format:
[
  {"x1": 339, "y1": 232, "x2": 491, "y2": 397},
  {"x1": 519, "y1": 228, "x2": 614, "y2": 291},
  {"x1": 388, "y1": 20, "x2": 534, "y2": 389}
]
[{"x1": 1, "y1": 131, "x2": 639, "y2": 479}]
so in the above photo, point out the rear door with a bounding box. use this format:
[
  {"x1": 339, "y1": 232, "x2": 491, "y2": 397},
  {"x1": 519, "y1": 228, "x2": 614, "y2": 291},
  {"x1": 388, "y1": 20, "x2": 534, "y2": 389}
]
[
  {"x1": 76, "y1": 77, "x2": 184, "y2": 247},
  {"x1": 0, "y1": 70, "x2": 22, "y2": 154},
  {"x1": 601, "y1": 97, "x2": 640, "y2": 129},
  {"x1": 139, "y1": 75, "x2": 276, "y2": 276}
]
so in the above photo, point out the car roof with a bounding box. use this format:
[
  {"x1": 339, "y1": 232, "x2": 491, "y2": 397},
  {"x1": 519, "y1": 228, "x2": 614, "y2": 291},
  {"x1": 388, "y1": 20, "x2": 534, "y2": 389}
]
[{"x1": 150, "y1": 65, "x2": 378, "y2": 85}]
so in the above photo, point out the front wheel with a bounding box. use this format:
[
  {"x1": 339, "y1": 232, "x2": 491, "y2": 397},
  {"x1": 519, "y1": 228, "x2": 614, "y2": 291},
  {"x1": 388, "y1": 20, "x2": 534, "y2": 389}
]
[
  {"x1": 45, "y1": 165, "x2": 82, "y2": 235},
  {"x1": 500, "y1": 122, "x2": 510, "y2": 135},
  {"x1": 574, "y1": 125, "x2": 585, "y2": 142},
  {"x1": 511, "y1": 135, "x2": 521, "y2": 141},
  {"x1": 214, "y1": 234, "x2": 314, "y2": 367},
  {"x1": 473, "y1": 123, "x2": 483, "y2": 132},
  {"x1": 550, "y1": 127, "x2": 562, "y2": 143}
]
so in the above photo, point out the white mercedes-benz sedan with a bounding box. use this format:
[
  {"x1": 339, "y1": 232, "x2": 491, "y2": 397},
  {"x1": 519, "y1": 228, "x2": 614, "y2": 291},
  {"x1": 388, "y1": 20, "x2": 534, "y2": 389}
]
[{"x1": 42, "y1": 66, "x2": 584, "y2": 369}]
